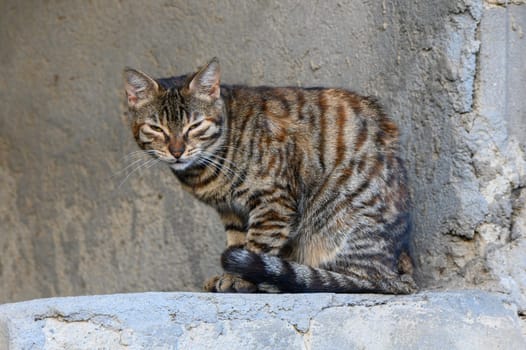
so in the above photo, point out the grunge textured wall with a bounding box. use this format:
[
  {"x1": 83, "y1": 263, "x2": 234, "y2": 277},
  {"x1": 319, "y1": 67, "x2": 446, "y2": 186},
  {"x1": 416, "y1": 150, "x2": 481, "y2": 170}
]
[{"x1": 1, "y1": 0, "x2": 524, "y2": 318}]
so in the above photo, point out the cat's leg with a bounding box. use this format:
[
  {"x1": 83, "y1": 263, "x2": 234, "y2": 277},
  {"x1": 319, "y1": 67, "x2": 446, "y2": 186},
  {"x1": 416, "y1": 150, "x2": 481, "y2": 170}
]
[
  {"x1": 245, "y1": 196, "x2": 296, "y2": 255},
  {"x1": 203, "y1": 270, "x2": 257, "y2": 293},
  {"x1": 203, "y1": 250, "x2": 257, "y2": 293},
  {"x1": 203, "y1": 210, "x2": 257, "y2": 292},
  {"x1": 205, "y1": 196, "x2": 296, "y2": 292}
]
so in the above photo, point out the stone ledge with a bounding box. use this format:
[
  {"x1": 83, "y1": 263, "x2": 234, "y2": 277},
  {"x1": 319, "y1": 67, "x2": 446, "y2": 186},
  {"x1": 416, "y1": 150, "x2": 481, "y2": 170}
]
[{"x1": 0, "y1": 291, "x2": 524, "y2": 349}]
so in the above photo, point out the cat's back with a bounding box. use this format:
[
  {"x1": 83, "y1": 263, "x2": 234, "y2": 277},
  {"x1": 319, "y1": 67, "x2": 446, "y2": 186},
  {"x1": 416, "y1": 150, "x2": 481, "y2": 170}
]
[
  {"x1": 222, "y1": 84, "x2": 406, "y2": 210},
  {"x1": 225, "y1": 84, "x2": 401, "y2": 158}
]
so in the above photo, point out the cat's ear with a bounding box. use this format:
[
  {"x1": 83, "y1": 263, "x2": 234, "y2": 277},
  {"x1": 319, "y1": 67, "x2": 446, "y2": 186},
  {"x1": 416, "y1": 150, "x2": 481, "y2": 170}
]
[
  {"x1": 123, "y1": 68, "x2": 160, "y2": 109},
  {"x1": 187, "y1": 57, "x2": 221, "y2": 100}
]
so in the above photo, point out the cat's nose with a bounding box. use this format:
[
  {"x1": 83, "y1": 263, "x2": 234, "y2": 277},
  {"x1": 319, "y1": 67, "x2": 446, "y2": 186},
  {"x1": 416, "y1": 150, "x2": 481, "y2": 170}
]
[
  {"x1": 169, "y1": 136, "x2": 186, "y2": 159},
  {"x1": 169, "y1": 143, "x2": 185, "y2": 159}
]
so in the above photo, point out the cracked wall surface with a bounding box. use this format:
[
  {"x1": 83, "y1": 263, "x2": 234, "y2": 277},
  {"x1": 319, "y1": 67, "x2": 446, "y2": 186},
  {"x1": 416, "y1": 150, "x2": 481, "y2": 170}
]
[
  {"x1": 421, "y1": 0, "x2": 526, "y2": 313},
  {"x1": 472, "y1": 0, "x2": 526, "y2": 311},
  {"x1": 0, "y1": 0, "x2": 524, "y2": 317}
]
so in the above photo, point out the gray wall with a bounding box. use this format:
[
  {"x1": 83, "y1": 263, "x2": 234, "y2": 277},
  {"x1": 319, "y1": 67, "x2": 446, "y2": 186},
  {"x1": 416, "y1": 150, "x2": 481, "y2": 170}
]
[{"x1": 1, "y1": 0, "x2": 525, "y2": 313}]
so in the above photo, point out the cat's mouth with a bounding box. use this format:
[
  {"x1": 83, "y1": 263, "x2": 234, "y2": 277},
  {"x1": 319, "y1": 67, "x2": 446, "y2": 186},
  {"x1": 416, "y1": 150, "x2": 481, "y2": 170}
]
[{"x1": 168, "y1": 158, "x2": 193, "y2": 172}]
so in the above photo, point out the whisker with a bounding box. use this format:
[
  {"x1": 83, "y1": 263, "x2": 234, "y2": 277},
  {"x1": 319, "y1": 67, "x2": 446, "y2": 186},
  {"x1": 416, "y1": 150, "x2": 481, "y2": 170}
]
[
  {"x1": 198, "y1": 156, "x2": 226, "y2": 176},
  {"x1": 198, "y1": 157, "x2": 220, "y2": 177},
  {"x1": 201, "y1": 151, "x2": 243, "y2": 176},
  {"x1": 209, "y1": 154, "x2": 239, "y2": 169},
  {"x1": 145, "y1": 158, "x2": 162, "y2": 170},
  {"x1": 116, "y1": 158, "x2": 158, "y2": 189},
  {"x1": 119, "y1": 150, "x2": 152, "y2": 162},
  {"x1": 112, "y1": 150, "x2": 162, "y2": 179},
  {"x1": 112, "y1": 157, "x2": 148, "y2": 177},
  {"x1": 199, "y1": 153, "x2": 238, "y2": 179}
]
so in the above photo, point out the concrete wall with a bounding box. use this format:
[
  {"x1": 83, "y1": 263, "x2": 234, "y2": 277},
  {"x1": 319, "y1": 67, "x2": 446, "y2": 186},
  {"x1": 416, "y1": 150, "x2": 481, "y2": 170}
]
[{"x1": 0, "y1": 0, "x2": 524, "y2": 316}]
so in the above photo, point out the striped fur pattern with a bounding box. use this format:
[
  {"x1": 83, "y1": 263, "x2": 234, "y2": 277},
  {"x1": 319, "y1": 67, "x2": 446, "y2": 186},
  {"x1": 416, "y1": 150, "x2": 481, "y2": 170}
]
[{"x1": 124, "y1": 58, "x2": 417, "y2": 294}]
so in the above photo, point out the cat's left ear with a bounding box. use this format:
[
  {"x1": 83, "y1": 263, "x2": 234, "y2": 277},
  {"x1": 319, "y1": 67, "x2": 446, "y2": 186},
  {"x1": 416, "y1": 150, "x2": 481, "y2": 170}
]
[{"x1": 187, "y1": 57, "x2": 221, "y2": 101}]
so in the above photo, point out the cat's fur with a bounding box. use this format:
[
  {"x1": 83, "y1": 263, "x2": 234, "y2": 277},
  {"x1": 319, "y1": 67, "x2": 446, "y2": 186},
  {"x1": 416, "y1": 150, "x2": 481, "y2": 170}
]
[{"x1": 123, "y1": 58, "x2": 417, "y2": 294}]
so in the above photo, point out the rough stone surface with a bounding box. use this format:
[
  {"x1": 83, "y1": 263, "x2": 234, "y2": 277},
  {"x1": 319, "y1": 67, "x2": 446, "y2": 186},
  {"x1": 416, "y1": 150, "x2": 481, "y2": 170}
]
[
  {"x1": 449, "y1": 1, "x2": 526, "y2": 313},
  {"x1": 0, "y1": 291, "x2": 524, "y2": 349},
  {"x1": 0, "y1": 0, "x2": 525, "y2": 331}
]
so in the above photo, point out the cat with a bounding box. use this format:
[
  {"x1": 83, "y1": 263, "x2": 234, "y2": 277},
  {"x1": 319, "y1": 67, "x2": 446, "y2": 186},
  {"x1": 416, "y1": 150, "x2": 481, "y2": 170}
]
[{"x1": 123, "y1": 57, "x2": 417, "y2": 294}]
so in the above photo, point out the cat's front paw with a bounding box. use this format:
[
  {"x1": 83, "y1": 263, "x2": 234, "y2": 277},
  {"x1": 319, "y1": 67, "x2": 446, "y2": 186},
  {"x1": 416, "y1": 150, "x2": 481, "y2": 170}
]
[{"x1": 203, "y1": 273, "x2": 257, "y2": 293}]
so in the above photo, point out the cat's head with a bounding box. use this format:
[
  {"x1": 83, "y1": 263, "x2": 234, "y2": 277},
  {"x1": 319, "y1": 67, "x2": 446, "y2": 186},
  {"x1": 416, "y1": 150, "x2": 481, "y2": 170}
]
[{"x1": 123, "y1": 58, "x2": 225, "y2": 172}]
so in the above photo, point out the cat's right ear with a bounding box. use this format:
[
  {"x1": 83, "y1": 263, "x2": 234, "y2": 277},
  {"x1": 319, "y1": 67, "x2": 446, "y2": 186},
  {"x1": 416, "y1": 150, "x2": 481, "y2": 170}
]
[{"x1": 123, "y1": 68, "x2": 160, "y2": 109}]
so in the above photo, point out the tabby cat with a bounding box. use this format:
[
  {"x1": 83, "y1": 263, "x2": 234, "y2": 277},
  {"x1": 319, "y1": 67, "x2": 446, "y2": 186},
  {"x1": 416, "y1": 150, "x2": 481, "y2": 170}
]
[{"x1": 123, "y1": 57, "x2": 417, "y2": 294}]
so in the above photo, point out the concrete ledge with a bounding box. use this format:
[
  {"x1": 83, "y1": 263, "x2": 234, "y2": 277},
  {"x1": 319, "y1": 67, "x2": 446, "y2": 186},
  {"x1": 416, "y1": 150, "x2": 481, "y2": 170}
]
[{"x1": 0, "y1": 291, "x2": 524, "y2": 349}]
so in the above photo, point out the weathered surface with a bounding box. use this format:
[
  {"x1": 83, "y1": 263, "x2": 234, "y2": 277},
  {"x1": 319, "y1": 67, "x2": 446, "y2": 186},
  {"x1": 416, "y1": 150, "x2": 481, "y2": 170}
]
[
  {"x1": 0, "y1": 291, "x2": 524, "y2": 349},
  {"x1": 0, "y1": 0, "x2": 525, "y2": 331},
  {"x1": 444, "y1": 1, "x2": 526, "y2": 313}
]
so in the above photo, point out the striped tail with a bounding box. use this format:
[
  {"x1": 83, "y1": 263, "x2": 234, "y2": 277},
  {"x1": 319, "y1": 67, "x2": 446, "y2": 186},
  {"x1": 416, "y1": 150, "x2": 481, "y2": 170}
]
[{"x1": 221, "y1": 246, "x2": 416, "y2": 294}]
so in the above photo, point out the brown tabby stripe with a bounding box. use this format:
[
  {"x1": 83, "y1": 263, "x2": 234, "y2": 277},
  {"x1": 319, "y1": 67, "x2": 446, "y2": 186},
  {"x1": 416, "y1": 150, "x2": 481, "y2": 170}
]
[
  {"x1": 250, "y1": 208, "x2": 291, "y2": 225},
  {"x1": 297, "y1": 90, "x2": 306, "y2": 120},
  {"x1": 318, "y1": 92, "x2": 328, "y2": 171},
  {"x1": 345, "y1": 93, "x2": 362, "y2": 112},
  {"x1": 245, "y1": 189, "x2": 277, "y2": 208},
  {"x1": 354, "y1": 119, "x2": 368, "y2": 152},
  {"x1": 335, "y1": 104, "x2": 347, "y2": 166},
  {"x1": 379, "y1": 118, "x2": 399, "y2": 139},
  {"x1": 230, "y1": 170, "x2": 249, "y2": 195},
  {"x1": 263, "y1": 154, "x2": 277, "y2": 176},
  {"x1": 336, "y1": 161, "x2": 355, "y2": 187},
  {"x1": 238, "y1": 105, "x2": 253, "y2": 136},
  {"x1": 250, "y1": 222, "x2": 288, "y2": 231}
]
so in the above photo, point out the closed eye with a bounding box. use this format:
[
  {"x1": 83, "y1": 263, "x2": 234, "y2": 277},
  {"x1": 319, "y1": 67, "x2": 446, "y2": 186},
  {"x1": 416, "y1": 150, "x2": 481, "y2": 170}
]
[
  {"x1": 150, "y1": 125, "x2": 163, "y2": 133},
  {"x1": 188, "y1": 121, "x2": 202, "y2": 132}
]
